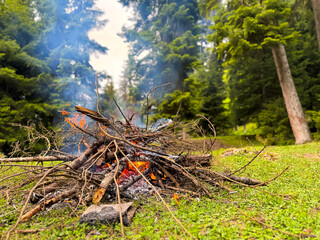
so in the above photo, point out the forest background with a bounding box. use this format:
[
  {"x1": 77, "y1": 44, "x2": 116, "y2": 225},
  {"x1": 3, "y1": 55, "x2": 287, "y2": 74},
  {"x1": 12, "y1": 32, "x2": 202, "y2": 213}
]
[{"x1": 1, "y1": 0, "x2": 320, "y2": 155}]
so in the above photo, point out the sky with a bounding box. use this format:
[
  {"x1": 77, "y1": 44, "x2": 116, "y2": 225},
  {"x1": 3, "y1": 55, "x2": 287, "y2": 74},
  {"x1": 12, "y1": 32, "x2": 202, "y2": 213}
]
[{"x1": 88, "y1": 0, "x2": 133, "y2": 89}]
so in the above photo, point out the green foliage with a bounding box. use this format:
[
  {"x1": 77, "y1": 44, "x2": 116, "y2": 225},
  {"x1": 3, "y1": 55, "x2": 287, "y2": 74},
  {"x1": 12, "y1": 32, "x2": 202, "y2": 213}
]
[
  {"x1": 208, "y1": 0, "x2": 299, "y2": 63},
  {"x1": 0, "y1": 0, "x2": 60, "y2": 154},
  {"x1": 307, "y1": 110, "x2": 320, "y2": 140},
  {"x1": 155, "y1": 76, "x2": 202, "y2": 120},
  {"x1": 256, "y1": 98, "x2": 294, "y2": 145},
  {"x1": 201, "y1": 0, "x2": 320, "y2": 143},
  {"x1": 194, "y1": 53, "x2": 231, "y2": 133},
  {"x1": 99, "y1": 78, "x2": 118, "y2": 116}
]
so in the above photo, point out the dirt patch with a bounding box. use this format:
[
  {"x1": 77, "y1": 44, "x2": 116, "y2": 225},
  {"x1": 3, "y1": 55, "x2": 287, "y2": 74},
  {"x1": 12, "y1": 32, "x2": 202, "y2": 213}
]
[{"x1": 303, "y1": 153, "x2": 320, "y2": 161}]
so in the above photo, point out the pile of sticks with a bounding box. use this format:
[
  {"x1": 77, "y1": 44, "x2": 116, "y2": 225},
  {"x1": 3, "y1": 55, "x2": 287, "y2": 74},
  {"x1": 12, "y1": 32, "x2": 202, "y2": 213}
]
[{"x1": 1, "y1": 104, "x2": 284, "y2": 238}]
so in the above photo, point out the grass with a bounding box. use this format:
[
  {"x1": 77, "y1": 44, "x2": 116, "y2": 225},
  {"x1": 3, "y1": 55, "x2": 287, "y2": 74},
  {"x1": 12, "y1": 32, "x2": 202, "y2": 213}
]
[
  {"x1": 1, "y1": 141, "x2": 320, "y2": 239},
  {"x1": 216, "y1": 135, "x2": 264, "y2": 148}
]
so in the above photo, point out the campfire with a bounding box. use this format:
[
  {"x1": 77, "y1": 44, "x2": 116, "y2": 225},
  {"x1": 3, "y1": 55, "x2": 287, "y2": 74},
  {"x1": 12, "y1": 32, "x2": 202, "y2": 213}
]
[{"x1": 1, "y1": 103, "x2": 286, "y2": 238}]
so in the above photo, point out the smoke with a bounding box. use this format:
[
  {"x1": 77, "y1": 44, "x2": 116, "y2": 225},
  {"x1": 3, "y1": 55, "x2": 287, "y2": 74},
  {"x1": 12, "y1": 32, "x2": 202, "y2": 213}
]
[{"x1": 37, "y1": 0, "x2": 108, "y2": 111}]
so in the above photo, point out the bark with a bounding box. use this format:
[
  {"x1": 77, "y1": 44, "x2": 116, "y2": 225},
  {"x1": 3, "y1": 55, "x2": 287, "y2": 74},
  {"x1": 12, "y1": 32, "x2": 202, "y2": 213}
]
[
  {"x1": 21, "y1": 188, "x2": 78, "y2": 222},
  {"x1": 69, "y1": 138, "x2": 106, "y2": 169},
  {"x1": 312, "y1": 0, "x2": 320, "y2": 51},
  {"x1": 0, "y1": 155, "x2": 76, "y2": 163},
  {"x1": 271, "y1": 43, "x2": 312, "y2": 144},
  {"x1": 92, "y1": 159, "x2": 127, "y2": 204},
  {"x1": 222, "y1": 174, "x2": 265, "y2": 186},
  {"x1": 75, "y1": 105, "x2": 112, "y2": 127},
  {"x1": 182, "y1": 154, "x2": 212, "y2": 167}
]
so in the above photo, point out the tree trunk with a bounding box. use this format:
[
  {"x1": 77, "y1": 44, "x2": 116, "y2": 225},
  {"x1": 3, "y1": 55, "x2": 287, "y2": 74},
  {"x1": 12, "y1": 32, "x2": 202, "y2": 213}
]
[
  {"x1": 271, "y1": 43, "x2": 312, "y2": 144},
  {"x1": 312, "y1": 0, "x2": 320, "y2": 51}
]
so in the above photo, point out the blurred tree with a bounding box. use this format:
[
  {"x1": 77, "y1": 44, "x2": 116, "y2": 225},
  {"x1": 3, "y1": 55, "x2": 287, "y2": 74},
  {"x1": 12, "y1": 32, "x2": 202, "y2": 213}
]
[
  {"x1": 311, "y1": 0, "x2": 320, "y2": 50},
  {"x1": 99, "y1": 77, "x2": 117, "y2": 115},
  {"x1": 195, "y1": 53, "x2": 230, "y2": 133}
]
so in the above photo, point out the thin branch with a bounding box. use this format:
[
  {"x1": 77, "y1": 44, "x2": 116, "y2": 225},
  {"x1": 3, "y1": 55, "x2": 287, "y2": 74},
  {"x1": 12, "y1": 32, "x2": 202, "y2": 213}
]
[
  {"x1": 255, "y1": 166, "x2": 290, "y2": 186},
  {"x1": 166, "y1": 186, "x2": 201, "y2": 196},
  {"x1": 197, "y1": 114, "x2": 217, "y2": 152},
  {"x1": 0, "y1": 155, "x2": 76, "y2": 163},
  {"x1": 113, "y1": 141, "x2": 124, "y2": 237},
  {"x1": 73, "y1": 124, "x2": 98, "y2": 139},
  {"x1": 154, "y1": 162, "x2": 179, "y2": 187},
  {"x1": 112, "y1": 98, "x2": 132, "y2": 130},
  {"x1": 228, "y1": 146, "x2": 266, "y2": 177},
  {"x1": 95, "y1": 72, "x2": 102, "y2": 114}
]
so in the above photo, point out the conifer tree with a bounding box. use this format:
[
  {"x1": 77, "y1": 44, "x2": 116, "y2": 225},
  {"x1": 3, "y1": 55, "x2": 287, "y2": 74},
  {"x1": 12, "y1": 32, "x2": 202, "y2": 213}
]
[
  {"x1": 311, "y1": 0, "x2": 320, "y2": 50},
  {"x1": 204, "y1": 0, "x2": 312, "y2": 144},
  {"x1": 0, "y1": 0, "x2": 108, "y2": 153},
  {"x1": 41, "y1": 0, "x2": 107, "y2": 109},
  {"x1": 0, "y1": 0, "x2": 59, "y2": 153},
  {"x1": 119, "y1": 0, "x2": 202, "y2": 121}
]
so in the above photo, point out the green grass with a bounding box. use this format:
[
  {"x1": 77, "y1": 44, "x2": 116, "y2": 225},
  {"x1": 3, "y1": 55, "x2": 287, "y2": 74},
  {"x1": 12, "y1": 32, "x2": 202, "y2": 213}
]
[
  {"x1": 1, "y1": 142, "x2": 320, "y2": 239},
  {"x1": 216, "y1": 135, "x2": 264, "y2": 148}
]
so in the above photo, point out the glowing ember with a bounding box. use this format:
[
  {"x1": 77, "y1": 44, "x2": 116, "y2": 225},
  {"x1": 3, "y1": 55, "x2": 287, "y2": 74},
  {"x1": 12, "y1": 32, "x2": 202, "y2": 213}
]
[
  {"x1": 127, "y1": 161, "x2": 150, "y2": 172},
  {"x1": 150, "y1": 173, "x2": 156, "y2": 180}
]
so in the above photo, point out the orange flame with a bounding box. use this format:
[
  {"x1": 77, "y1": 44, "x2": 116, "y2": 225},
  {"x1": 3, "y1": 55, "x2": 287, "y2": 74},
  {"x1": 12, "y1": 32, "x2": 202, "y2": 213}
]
[
  {"x1": 127, "y1": 161, "x2": 150, "y2": 173},
  {"x1": 117, "y1": 160, "x2": 151, "y2": 182},
  {"x1": 62, "y1": 109, "x2": 69, "y2": 115},
  {"x1": 62, "y1": 111, "x2": 87, "y2": 128},
  {"x1": 99, "y1": 126, "x2": 107, "y2": 136}
]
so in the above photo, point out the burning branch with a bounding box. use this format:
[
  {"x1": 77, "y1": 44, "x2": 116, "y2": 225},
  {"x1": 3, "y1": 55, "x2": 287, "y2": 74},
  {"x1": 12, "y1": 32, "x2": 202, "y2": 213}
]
[{"x1": 2, "y1": 104, "x2": 287, "y2": 239}]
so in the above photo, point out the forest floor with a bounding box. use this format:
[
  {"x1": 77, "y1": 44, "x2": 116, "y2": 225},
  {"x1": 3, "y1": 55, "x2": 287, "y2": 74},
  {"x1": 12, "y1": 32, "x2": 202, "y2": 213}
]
[{"x1": 0, "y1": 139, "x2": 319, "y2": 239}]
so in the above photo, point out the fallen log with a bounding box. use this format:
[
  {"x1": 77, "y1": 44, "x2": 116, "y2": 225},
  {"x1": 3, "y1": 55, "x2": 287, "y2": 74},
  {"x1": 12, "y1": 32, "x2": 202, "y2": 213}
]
[
  {"x1": 181, "y1": 154, "x2": 212, "y2": 167},
  {"x1": 21, "y1": 188, "x2": 78, "y2": 222},
  {"x1": 75, "y1": 105, "x2": 113, "y2": 127},
  {"x1": 92, "y1": 158, "x2": 127, "y2": 204},
  {"x1": 224, "y1": 174, "x2": 265, "y2": 186},
  {"x1": 0, "y1": 155, "x2": 77, "y2": 163},
  {"x1": 69, "y1": 138, "x2": 107, "y2": 170}
]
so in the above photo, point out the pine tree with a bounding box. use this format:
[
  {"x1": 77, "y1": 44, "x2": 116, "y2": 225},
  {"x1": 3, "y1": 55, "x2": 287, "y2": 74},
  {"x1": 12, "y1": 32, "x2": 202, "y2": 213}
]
[
  {"x1": 0, "y1": 0, "x2": 60, "y2": 154},
  {"x1": 41, "y1": 0, "x2": 108, "y2": 109},
  {"x1": 119, "y1": 0, "x2": 202, "y2": 122},
  {"x1": 0, "y1": 0, "x2": 109, "y2": 154},
  {"x1": 195, "y1": 53, "x2": 230, "y2": 133},
  {"x1": 204, "y1": 0, "x2": 312, "y2": 144}
]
